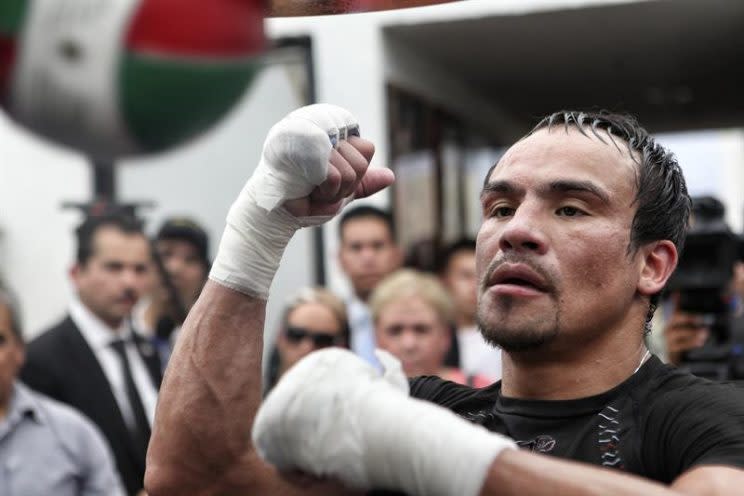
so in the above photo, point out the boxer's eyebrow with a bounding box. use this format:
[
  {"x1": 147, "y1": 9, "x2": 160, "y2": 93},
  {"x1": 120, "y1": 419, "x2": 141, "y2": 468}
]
[
  {"x1": 480, "y1": 179, "x2": 610, "y2": 205},
  {"x1": 543, "y1": 180, "x2": 610, "y2": 205},
  {"x1": 480, "y1": 180, "x2": 522, "y2": 199}
]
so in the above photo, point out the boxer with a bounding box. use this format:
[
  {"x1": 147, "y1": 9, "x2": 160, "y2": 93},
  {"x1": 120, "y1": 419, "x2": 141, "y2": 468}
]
[{"x1": 147, "y1": 105, "x2": 744, "y2": 496}]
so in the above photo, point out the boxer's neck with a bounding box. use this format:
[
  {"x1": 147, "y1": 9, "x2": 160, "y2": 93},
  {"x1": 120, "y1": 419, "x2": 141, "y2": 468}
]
[{"x1": 499, "y1": 328, "x2": 648, "y2": 401}]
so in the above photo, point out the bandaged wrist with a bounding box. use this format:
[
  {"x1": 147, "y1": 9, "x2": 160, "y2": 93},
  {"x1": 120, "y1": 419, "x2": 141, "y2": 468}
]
[
  {"x1": 209, "y1": 104, "x2": 359, "y2": 300},
  {"x1": 209, "y1": 104, "x2": 358, "y2": 298},
  {"x1": 358, "y1": 384, "x2": 515, "y2": 496},
  {"x1": 209, "y1": 182, "x2": 301, "y2": 298}
]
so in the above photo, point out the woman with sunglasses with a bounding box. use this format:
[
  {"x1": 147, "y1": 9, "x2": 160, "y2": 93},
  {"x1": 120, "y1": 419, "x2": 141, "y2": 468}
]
[{"x1": 265, "y1": 288, "x2": 349, "y2": 394}]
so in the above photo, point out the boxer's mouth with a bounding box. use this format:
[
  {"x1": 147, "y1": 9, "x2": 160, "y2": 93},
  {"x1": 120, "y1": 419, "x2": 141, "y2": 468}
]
[{"x1": 486, "y1": 263, "x2": 550, "y2": 293}]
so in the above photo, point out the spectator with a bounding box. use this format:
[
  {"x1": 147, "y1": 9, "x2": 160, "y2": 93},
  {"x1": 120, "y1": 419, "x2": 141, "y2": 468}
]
[
  {"x1": 135, "y1": 217, "x2": 210, "y2": 368},
  {"x1": 338, "y1": 205, "x2": 402, "y2": 365},
  {"x1": 265, "y1": 287, "x2": 349, "y2": 393},
  {"x1": 0, "y1": 284, "x2": 125, "y2": 495},
  {"x1": 440, "y1": 239, "x2": 502, "y2": 381},
  {"x1": 370, "y1": 269, "x2": 491, "y2": 387},
  {"x1": 21, "y1": 213, "x2": 160, "y2": 496}
]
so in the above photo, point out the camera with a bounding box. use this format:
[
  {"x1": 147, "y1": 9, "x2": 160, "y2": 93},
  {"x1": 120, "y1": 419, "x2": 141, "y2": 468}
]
[{"x1": 663, "y1": 196, "x2": 744, "y2": 381}]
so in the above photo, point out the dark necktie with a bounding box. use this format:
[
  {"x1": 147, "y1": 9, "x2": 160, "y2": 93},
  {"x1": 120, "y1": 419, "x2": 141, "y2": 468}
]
[{"x1": 110, "y1": 338, "x2": 151, "y2": 452}]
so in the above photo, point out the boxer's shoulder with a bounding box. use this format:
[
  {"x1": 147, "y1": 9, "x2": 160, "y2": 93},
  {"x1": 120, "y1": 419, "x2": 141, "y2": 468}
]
[
  {"x1": 410, "y1": 375, "x2": 500, "y2": 414},
  {"x1": 627, "y1": 355, "x2": 744, "y2": 414}
]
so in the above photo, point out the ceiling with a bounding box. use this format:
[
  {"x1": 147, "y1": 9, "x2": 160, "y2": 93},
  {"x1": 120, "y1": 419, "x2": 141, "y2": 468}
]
[{"x1": 385, "y1": 0, "x2": 744, "y2": 138}]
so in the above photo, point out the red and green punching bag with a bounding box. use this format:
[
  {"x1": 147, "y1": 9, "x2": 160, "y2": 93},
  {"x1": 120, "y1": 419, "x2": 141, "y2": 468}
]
[{"x1": 0, "y1": 0, "x2": 265, "y2": 160}]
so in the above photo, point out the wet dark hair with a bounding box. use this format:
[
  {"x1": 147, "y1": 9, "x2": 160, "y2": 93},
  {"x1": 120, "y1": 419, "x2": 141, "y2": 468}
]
[
  {"x1": 338, "y1": 205, "x2": 396, "y2": 242},
  {"x1": 75, "y1": 213, "x2": 145, "y2": 266},
  {"x1": 485, "y1": 110, "x2": 692, "y2": 329}
]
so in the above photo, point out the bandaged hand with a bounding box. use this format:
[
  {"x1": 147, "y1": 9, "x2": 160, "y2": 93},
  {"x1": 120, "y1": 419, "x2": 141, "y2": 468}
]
[
  {"x1": 209, "y1": 104, "x2": 394, "y2": 298},
  {"x1": 252, "y1": 349, "x2": 516, "y2": 496}
]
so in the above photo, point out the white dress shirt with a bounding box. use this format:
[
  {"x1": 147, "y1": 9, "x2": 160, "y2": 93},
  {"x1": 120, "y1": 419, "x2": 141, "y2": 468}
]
[
  {"x1": 131, "y1": 298, "x2": 180, "y2": 371},
  {"x1": 346, "y1": 295, "x2": 378, "y2": 367},
  {"x1": 69, "y1": 298, "x2": 158, "y2": 430}
]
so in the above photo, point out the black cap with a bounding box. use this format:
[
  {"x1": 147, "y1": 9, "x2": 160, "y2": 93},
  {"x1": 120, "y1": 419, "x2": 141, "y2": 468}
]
[{"x1": 155, "y1": 217, "x2": 210, "y2": 266}]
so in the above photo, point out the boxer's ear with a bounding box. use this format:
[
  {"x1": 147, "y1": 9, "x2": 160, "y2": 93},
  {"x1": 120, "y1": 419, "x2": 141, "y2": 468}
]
[{"x1": 637, "y1": 240, "x2": 677, "y2": 297}]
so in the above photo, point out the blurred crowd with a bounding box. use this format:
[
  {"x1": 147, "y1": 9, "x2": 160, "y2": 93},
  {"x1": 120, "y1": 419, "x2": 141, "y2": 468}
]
[
  {"x1": 0, "y1": 212, "x2": 209, "y2": 496},
  {"x1": 1, "y1": 197, "x2": 743, "y2": 495}
]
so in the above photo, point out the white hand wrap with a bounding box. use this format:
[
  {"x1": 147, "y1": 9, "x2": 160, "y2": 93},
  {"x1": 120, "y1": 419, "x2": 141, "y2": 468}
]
[
  {"x1": 209, "y1": 104, "x2": 360, "y2": 298},
  {"x1": 253, "y1": 349, "x2": 516, "y2": 496}
]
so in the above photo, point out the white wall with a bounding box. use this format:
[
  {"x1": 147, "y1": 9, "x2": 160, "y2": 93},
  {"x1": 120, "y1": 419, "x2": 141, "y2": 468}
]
[
  {"x1": 0, "y1": 116, "x2": 89, "y2": 335},
  {"x1": 656, "y1": 129, "x2": 744, "y2": 232}
]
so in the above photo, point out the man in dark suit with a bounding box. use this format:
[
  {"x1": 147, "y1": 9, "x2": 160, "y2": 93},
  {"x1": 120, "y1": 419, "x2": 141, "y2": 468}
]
[{"x1": 21, "y1": 213, "x2": 160, "y2": 496}]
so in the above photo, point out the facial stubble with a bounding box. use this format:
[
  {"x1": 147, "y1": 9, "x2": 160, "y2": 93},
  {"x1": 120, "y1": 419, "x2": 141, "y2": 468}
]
[{"x1": 477, "y1": 292, "x2": 561, "y2": 352}]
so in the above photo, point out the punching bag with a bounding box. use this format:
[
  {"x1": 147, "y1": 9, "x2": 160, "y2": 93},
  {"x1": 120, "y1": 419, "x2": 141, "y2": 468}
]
[{"x1": 0, "y1": 0, "x2": 265, "y2": 160}]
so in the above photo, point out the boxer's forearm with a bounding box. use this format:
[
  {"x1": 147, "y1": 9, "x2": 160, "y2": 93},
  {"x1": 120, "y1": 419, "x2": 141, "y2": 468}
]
[
  {"x1": 480, "y1": 450, "x2": 678, "y2": 496},
  {"x1": 146, "y1": 281, "x2": 267, "y2": 495},
  {"x1": 146, "y1": 104, "x2": 387, "y2": 496}
]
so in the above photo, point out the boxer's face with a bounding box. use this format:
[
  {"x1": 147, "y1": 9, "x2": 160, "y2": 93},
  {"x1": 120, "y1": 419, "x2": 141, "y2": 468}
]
[
  {"x1": 339, "y1": 218, "x2": 401, "y2": 301},
  {"x1": 375, "y1": 295, "x2": 451, "y2": 377},
  {"x1": 277, "y1": 302, "x2": 346, "y2": 375},
  {"x1": 476, "y1": 127, "x2": 645, "y2": 353}
]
